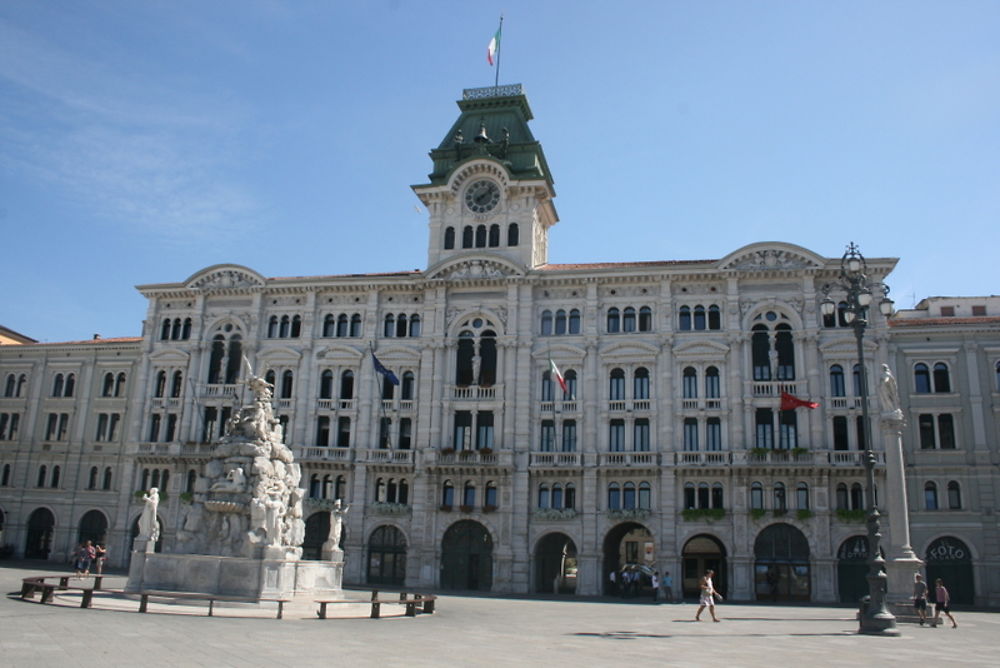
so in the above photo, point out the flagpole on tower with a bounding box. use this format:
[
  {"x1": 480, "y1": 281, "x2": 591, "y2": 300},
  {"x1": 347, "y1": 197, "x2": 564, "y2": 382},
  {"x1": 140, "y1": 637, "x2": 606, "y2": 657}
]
[{"x1": 495, "y1": 15, "x2": 503, "y2": 89}]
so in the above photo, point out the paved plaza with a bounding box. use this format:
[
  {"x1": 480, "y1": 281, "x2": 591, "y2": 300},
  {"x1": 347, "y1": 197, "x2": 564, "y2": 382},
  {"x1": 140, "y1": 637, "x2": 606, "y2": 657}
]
[{"x1": 1, "y1": 562, "x2": 997, "y2": 668}]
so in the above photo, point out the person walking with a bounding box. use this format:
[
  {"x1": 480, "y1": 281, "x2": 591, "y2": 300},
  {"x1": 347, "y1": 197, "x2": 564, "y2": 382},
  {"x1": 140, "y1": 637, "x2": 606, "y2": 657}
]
[
  {"x1": 663, "y1": 571, "x2": 674, "y2": 603},
  {"x1": 94, "y1": 544, "x2": 108, "y2": 575},
  {"x1": 932, "y1": 578, "x2": 958, "y2": 628},
  {"x1": 913, "y1": 573, "x2": 929, "y2": 626},
  {"x1": 651, "y1": 571, "x2": 660, "y2": 603},
  {"x1": 608, "y1": 569, "x2": 617, "y2": 597},
  {"x1": 695, "y1": 569, "x2": 721, "y2": 622}
]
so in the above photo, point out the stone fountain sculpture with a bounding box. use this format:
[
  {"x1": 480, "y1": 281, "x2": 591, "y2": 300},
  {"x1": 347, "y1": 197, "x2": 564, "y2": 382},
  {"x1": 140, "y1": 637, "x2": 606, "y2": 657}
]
[{"x1": 126, "y1": 360, "x2": 343, "y2": 598}]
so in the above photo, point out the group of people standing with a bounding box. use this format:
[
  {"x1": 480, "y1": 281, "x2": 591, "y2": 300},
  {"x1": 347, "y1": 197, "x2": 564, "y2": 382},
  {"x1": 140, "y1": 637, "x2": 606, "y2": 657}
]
[
  {"x1": 608, "y1": 567, "x2": 676, "y2": 603},
  {"x1": 71, "y1": 540, "x2": 107, "y2": 576}
]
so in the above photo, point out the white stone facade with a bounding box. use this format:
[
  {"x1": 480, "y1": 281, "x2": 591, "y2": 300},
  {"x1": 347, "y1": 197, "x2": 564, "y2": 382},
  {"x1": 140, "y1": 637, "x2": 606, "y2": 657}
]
[{"x1": 0, "y1": 88, "x2": 997, "y2": 606}]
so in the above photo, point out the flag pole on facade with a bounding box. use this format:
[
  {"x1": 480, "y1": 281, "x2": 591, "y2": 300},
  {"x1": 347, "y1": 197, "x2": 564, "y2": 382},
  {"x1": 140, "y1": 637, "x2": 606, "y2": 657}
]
[
  {"x1": 487, "y1": 15, "x2": 503, "y2": 89},
  {"x1": 370, "y1": 343, "x2": 400, "y2": 449}
]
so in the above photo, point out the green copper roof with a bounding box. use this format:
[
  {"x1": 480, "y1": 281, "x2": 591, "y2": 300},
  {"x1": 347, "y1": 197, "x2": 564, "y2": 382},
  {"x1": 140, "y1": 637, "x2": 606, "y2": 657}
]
[{"x1": 422, "y1": 84, "x2": 553, "y2": 187}]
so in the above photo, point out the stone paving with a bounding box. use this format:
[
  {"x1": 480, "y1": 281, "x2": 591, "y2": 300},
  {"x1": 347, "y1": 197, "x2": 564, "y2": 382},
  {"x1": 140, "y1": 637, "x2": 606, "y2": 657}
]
[{"x1": 2, "y1": 562, "x2": 997, "y2": 667}]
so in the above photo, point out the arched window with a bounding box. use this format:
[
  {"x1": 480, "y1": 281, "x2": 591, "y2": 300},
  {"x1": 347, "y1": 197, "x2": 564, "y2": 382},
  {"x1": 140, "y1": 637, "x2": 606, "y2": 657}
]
[
  {"x1": 708, "y1": 305, "x2": 721, "y2": 330},
  {"x1": 606, "y1": 368, "x2": 625, "y2": 401},
  {"x1": 267, "y1": 316, "x2": 279, "y2": 338},
  {"x1": 102, "y1": 373, "x2": 115, "y2": 397},
  {"x1": 115, "y1": 373, "x2": 127, "y2": 397},
  {"x1": 278, "y1": 315, "x2": 290, "y2": 338},
  {"x1": 924, "y1": 481, "x2": 938, "y2": 510},
  {"x1": 693, "y1": 305, "x2": 706, "y2": 330},
  {"x1": 398, "y1": 478, "x2": 410, "y2": 504},
  {"x1": 996, "y1": 361, "x2": 1000, "y2": 392},
  {"x1": 396, "y1": 314, "x2": 408, "y2": 338},
  {"x1": 375, "y1": 478, "x2": 387, "y2": 503},
  {"x1": 280, "y1": 370, "x2": 294, "y2": 399},
  {"x1": 683, "y1": 367, "x2": 698, "y2": 399},
  {"x1": 607, "y1": 307, "x2": 620, "y2": 333},
  {"x1": 151, "y1": 469, "x2": 161, "y2": 488},
  {"x1": 290, "y1": 315, "x2": 302, "y2": 338},
  {"x1": 679, "y1": 305, "x2": 691, "y2": 331},
  {"x1": 170, "y1": 371, "x2": 183, "y2": 398},
  {"x1": 697, "y1": 482, "x2": 710, "y2": 509},
  {"x1": 52, "y1": 374, "x2": 64, "y2": 397},
  {"x1": 914, "y1": 363, "x2": 931, "y2": 393},
  {"x1": 475, "y1": 225, "x2": 486, "y2": 248},
  {"x1": 568, "y1": 309, "x2": 581, "y2": 334},
  {"x1": 540, "y1": 310, "x2": 553, "y2": 335},
  {"x1": 773, "y1": 482, "x2": 786, "y2": 510},
  {"x1": 684, "y1": 482, "x2": 696, "y2": 509},
  {"x1": 3, "y1": 374, "x2": 14, "y2": 397},
  {"x1": 639, "y1": 306, "x2": 652, "y2": 331},
  {"x1": 309, "y1": 474, "x2": 320, "y2": 498},
  {"x1": 322, "y1": 314, "x2": 335, "y2": 337},
  {"x1": 335, "y1": 475, "x2": 346, "y2": 499},
  {"x1": 830, "y1": 365, "x2": 846, "y2": 397},
  {"x1": 796, "y1": 483, "x2": 809, "y2": 509},
  {"x1": 564, "y1": 482, "x2": 576, "y2": 509},
  {"x1": 408, "y1": 315, "x2": 420, "y2": 337},
  {"x1": 88, "y1": 466, "x2": 98, "y2": 489},
  {"x1": 462, "y1": 226, "x2": 473, "y2": 248},
  {"x1": 320, "y1": 370, "x2": 334, "y2": 399},
  {"x1": 51, "y1": 465, "x2": 60, "y2": 488},
  {"x1": 563, "y1": 370, "x2": 577, "y2": 400},
  {"x1": 554, "y1": 309, "x2": 567, "y2": 335},
  {"x1": 947, "y1": 481, "x2": 962, "y2": 510},
  {"x1": 182, "y1": 318, "x2": 192, "y2": 339},
  {"x1": 348, "y1": 313, "x2": 360, "y2": 337},
  {"x1": 775, "y1": 324, "x2": 794, "y2": 380},
  {"x1": 507, "y1": 223, "x2": 518, "y2": 246},
  {"x1": 171, "y1": 318, "x2": 182, "y2": 340},
  {"x1": 265, "y1": 369, "x2": 276, "y2": 388},
  {"x1": 850, "y1": 483, "x2": 864, "y2": 510},
  {"x1": 16, "y1": 374, "x2": 26, "y2": 397},
  {"x1": 622, "y1": 307, "x2": 636, "y2": 332},
  {"x1": 401, "y1": 372, "x2": 415, "y2": 400},
  {"x1": 751, "y1": 325, "x2": 770, "y2": 380},
  {"x1": 37, "y1": 465, "x2": 47, "y2": 487},
  {"x1": 337, "y1": 417, "x2": 351, "y2": 447},
  {"x1": 463, "y1": 481, "x2": 476, "y2": 507},
  {"x1": 933, "y1": 363, "x2": 951, "y2": 393},
  {"x1": 705, "y1": 366, "x2": 720, "y2": 398},
  {"x1": 161, "y1": 319, "x2": 171, "y2": 340},
  {"x1": 623, "y1": 481, "x2": 637, "y2": 509},
  {"x1": 852, "y1": 363, "x2": 864, "y2": 396},
  {"x1": 444, "y1": 226, "x2": 455, "y2": 249},
  {"x1": 607, "y1": 482, "x2": 621, "y2": 510},
  {"x1": 442, "y1": 480, "x2": 454, "y2": 507},
  {"x1": 540, "y1": 371, "x2": 554, "y2": 402},
  {"x1": 634, "y1": 367, "x2": 650, "y2": 400},
  {"x1": 638, "y1": 481, "x2": 651, "y2": 509},
  {"x1": 154, "y1": 371, "x2": 166, "y2": 398},
  {"x1": 340, "y1": 371, "x2": 354, "y2": 399},
  {"x1": 383, "y1": 314, "x2": 395, "y2": 337},
  {"x1": 141, "y1": 468, "x2": 150, "y2": 490},
  {"x1": 750, "y1": 481, "x2": 763, "y2": 509},
  {"x1": 103, "y1": 467, "x2": 113, "y2": 490},
  {"x1": 333, "y1": 314, "x2": 347, "y2": 338},
  {"x1": 488, "y1": 224, "x2": 500, "y2": 247}
]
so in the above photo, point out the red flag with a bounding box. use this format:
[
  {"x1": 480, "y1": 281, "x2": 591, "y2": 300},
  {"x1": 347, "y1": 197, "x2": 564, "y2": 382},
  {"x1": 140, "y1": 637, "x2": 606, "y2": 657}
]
[{"x1": 781, "y1": 392, "x2": 819, "y2": 410}]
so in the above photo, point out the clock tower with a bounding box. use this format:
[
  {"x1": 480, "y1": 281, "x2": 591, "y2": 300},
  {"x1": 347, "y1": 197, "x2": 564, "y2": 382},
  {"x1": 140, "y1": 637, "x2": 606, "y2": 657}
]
[{"x1": 413, "y1": 84, "x2": 558, "y2": 273}]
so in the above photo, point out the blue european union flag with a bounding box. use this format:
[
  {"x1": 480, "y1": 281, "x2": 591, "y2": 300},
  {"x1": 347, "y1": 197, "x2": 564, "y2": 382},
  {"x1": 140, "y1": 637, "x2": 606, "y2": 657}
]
[{"x1": 371, "y1": 352, "x2": 400, "y2": 385}]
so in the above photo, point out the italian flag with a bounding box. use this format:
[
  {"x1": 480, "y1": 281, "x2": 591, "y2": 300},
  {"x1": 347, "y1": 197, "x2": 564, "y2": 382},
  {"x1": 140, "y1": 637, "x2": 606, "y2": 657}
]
[
  {"x1": 549, "y1": 357, "x2": 568, "y2": 395},
  {"x1": 487, "y1": 27, "x2": 501, "y2": 65}
]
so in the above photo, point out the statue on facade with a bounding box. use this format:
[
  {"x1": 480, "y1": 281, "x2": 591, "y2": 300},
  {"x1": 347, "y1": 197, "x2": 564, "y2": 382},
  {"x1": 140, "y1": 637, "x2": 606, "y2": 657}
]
[
  {"x1": 329, "y1": 499, "x2": 350, "y2": 548},
  {"x1": 878, "y1": 363, "x2": 904, "y2": 423},
  {"x1": 138, "y1": 487, "x2": 160, "y2": 541}
]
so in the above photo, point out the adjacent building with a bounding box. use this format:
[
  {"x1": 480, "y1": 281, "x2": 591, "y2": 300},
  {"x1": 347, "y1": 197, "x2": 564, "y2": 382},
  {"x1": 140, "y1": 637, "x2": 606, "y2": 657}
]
[{"x1": 1, "y1": 85, "x2": 997, "y2": 605}]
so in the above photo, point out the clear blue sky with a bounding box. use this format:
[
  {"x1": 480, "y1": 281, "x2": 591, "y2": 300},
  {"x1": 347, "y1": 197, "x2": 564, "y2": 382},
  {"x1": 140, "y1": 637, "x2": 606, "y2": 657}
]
[{"x1": 2, "y1": 1, "x2": 998, "y2": 343}]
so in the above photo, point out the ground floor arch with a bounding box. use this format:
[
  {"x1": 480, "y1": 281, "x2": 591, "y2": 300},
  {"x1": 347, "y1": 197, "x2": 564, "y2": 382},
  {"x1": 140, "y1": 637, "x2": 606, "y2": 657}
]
[
  {"x1": 681, "y1": 534, "x2": 727, "y2": 599},
  {"x1": 837, "y1": 535, "x2": 870, "y2": 603},
  {"x1": 78, "y1": 509, "x2": 109, "y2": 546},
  {"x1": 534, "y1": 532, "x2": 578, "y2": 594},
  {"x1": 754, "y1": 523, "x2": 810, "y2": 601},
  {"x1": 925, "y1": 536, "x2": 974, "y2": 605},
  {"x1": 302, "y1": 511, "x2": 330, "y2": 560},
  {"x1": 602, "y1": 522, "x2": 654, "y2": 595},
  {"x1": 25, "y1": 507, "x2": 55, "y2": 559},
  {"x1": 368, "y1": 524, "x2": 407, "y2": 586},
  {"x1": 440, "y1": 520, "x2": 493, "y2": 591}
]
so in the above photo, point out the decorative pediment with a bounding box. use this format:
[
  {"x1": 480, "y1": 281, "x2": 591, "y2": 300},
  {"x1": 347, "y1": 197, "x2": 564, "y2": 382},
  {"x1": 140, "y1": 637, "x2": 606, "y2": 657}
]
[
  {"x1": 149, "y1": 348, "x2": 190, "y2": 363},
  {"x1": 256, "y1": 346, "x2": 303, "y2": 364},
  {"x1": 428, "y1": 257, "x2": 523, "y2": 281},
  {"x1": 719, "y1": 243, "x2": 824, "y2": 272},
  {"x1": 315, "y1": 344, "x2": 365, "y2": 363},
  {"x1": 600, "y1": 341, "x2": 661, "y2": 360},
  {"x1": 185, "y1": 264, "x2": 266, "y2": 292},
  {"x1": 673, "y1": 339, "x2": 731, "y2": 358}
]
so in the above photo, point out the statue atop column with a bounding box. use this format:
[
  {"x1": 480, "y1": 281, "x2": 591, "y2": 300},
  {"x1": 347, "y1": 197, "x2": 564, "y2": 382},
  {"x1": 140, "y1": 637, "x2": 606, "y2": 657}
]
[{"x1": 878, "y1": 364, "x2": 904, "y2": 424}]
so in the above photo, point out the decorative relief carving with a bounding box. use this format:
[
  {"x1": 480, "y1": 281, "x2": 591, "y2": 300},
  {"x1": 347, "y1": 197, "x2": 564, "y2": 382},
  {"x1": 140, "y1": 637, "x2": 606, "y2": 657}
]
[
  {"x1": 723, "y1": 249, "x2": 814, "y2": 271},
  {"x1": 432, "y1": 259, "x2": 516, "y2": 281},
  {"x1": 191, "y1": 269, "x2": 264, "y2": 292}
]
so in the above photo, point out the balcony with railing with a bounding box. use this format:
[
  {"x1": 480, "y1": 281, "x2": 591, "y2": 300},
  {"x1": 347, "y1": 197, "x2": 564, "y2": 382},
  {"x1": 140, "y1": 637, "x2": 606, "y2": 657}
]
[
  {"x1": 200, "y1": 384, "x2": 239, "y2": 399},
  {"x1": 361, "y1": 449, "x2": 415, "y2": 465},
  {"x1": 451, "y1": 385, "x2": 502, "y2": 401},
  {"x1": 750, "y1": 381, "x2": 802, "y2": 397},
  {"x1": 598, "y1": 452, "x2": 659, "y2": 467},
  {"x1": 539, "y1": 400, "x2": 579, "y2": 414},
  {"x1": 529, "y1": 452, "x2": 583, "y2": 468},
  {"x1": 293, "y1": 445, "x2": 354, "y2": 463},
  {"x1": 317, "y1": 398, "x2": 355, "y2": 411},
  {"x1": 674, "y1": 451, "x2": 731, "y2": 466},
  {"x1": 428, "y1": 449, "x2": 513, "y2": 467},
  {"x1": 829, "y1": 397, "x2": 865, "y2": 410}
]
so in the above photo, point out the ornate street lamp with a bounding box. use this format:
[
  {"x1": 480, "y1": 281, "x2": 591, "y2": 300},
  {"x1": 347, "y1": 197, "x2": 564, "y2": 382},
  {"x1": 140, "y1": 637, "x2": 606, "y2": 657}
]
[{"x1": 821, "y1": 242, "x2": 897, "y2": 636}]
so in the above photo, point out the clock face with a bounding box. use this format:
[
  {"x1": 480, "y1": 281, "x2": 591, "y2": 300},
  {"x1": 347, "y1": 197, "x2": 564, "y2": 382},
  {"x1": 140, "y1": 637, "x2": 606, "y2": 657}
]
[{"x1": 464, "y1": 180, "x2": 501, "y2": 214}]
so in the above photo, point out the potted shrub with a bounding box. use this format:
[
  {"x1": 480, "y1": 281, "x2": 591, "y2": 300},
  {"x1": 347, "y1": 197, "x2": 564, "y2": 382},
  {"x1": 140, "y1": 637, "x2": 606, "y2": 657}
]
[
  {"x1": 483, "y1": 504, "x2": 498, "y2": 513},
  {"x1": 459, "y1": 504, "x2": 474, "y2": 513},
  {"x1": 439, "y1": 504, "x2": 453, "y2": 512}
]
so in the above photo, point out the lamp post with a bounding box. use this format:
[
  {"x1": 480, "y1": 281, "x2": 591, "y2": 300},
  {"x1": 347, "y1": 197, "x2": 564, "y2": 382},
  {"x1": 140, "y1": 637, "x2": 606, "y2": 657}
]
[{"x1": 821, "y1": 242, "x2": 898, "y2": 636}]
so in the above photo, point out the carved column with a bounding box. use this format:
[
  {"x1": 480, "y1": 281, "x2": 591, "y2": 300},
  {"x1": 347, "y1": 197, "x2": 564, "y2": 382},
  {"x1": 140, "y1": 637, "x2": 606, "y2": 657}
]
[{"x1": 881, "y1": 412, "x2": 923, "y2": 612}]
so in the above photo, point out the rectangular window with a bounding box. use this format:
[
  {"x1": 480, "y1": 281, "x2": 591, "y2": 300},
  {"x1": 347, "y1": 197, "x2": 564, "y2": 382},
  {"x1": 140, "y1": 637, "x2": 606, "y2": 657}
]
[
  {"x1": 940, "y1": 306, "x2": 955, "y2": 317},
  {"x1": 57, "y1": 413, "x2": 69, "y2": 441},
  {"x1": 399, "y1": 418, "x2": 412, "y2": 450},
  {"x1": 832, "y1": 416, "x2": 849, "y2": 450},
  {"x1": 609, "y1": 420, "x2": 625, "y2": 452},
  {"x1": 454, "y1": 411, "x2": 472, "y2": 450},
  {"x1": 778, "y1": 410, "x2": 797, "y2": 449},
  {"x1": 919, "y1": 414, "x2": 935, "y2": 449},
  {"x1": 855, "y1": 415, "x2": 867, "y2": 451},
  {"x1": 378, "y1": 417, "x2": 391, "y2": 449},
  {"x1": 540, "y1": 420, "x2": 555, "y2": 451},
  {"x1": 337, "y1": 417, "x2": 351, "y2": 448},
  {"x1": 634, "y1": 419, "x2": 650, "y2": 451},
  {"x1": 203, "y1": 407, "x2": 218, "y2": 443},
  {"x1": 938, "y1": 414, "x2": 956, "y2": 449},
  {"x1": 95, "y1": 413, "x2": 109, "y2": 441},
  {"x1": 476, "y1": 411, "x2": 494, "y2": 449},
  {"x1": 683, "y1": 418, "x2": 699, "y2": 452},
  {"x1": 165, "y1": 413, "x2": 177, "y2": 442},
  {"x1": 706, "y1": 418, "x2": 722, "y2": 451},
  {"x1": 108, "y1": 414, "x2": 120, "y2": 441},
  {"x1": 561, "y1": 420, "x2": 577, "y2": 452},
  {"x1": 755, "y1": 409, "x2": 773, "y2": 449},
  {"x1": 972, "y1": 305, "x2": 986, "y2": 316},
  {"x1": 0, "y1": 413, "x2": 7, "y2": 440}
]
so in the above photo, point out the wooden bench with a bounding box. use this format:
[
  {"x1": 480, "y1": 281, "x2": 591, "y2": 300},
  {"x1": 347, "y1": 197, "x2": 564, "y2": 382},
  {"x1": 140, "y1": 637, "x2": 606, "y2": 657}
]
[
  {"x1": 137, "y1": 590, "x2": 289, "y2": 619},
  {"x1": 21, "y1": 575, "x2": 104, "y2": 608},
  {"x1": 315, "y1": 590, "x2": 437, "y2": 619}
]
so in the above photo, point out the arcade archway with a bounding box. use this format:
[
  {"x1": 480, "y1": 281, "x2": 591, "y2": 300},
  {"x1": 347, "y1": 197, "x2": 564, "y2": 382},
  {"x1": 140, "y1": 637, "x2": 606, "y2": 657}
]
[
  {"x1": 837, "y1": 535, "x2": 870, "y2": 603},
  {"x1": 368, "y1": 525, "x2": 407, "y2": 586},
  {"x1": 534, "y1": 532, "x2": 577, "y2": 594},
  {"x1": 602, "y1": 522, "x2": 654, "y2": 595},
  {"x1": 302, "y1": 512, "x2": 331, "y2": 560},
  {"x1": 754, "y1": 523, "x2": 810, "y2": 601},
  {"x1": 25, "y1": 508, "x2": 55, "y2": 559},
  {"x1": 681, "y1": 534, "x2": 727, "y2": 599},
  {"x1": 78, "y1": 510, "x2": 109, "y2": 546},
  {"x1": 440, "y1": 520, "x2": 493, "y2": 591},
  {"x1": 925, "y1": 536, "x2": 974, "y2": 605}
]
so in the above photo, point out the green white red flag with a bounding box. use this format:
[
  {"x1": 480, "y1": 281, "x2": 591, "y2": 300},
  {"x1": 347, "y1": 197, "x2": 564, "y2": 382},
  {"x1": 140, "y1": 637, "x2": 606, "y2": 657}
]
[
  {"x1": 487, "y1": 26, "x2": 501, "y2": 65},
  {"x1": 549, "y1": 357, "x2": 568, "y2": 395}
]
